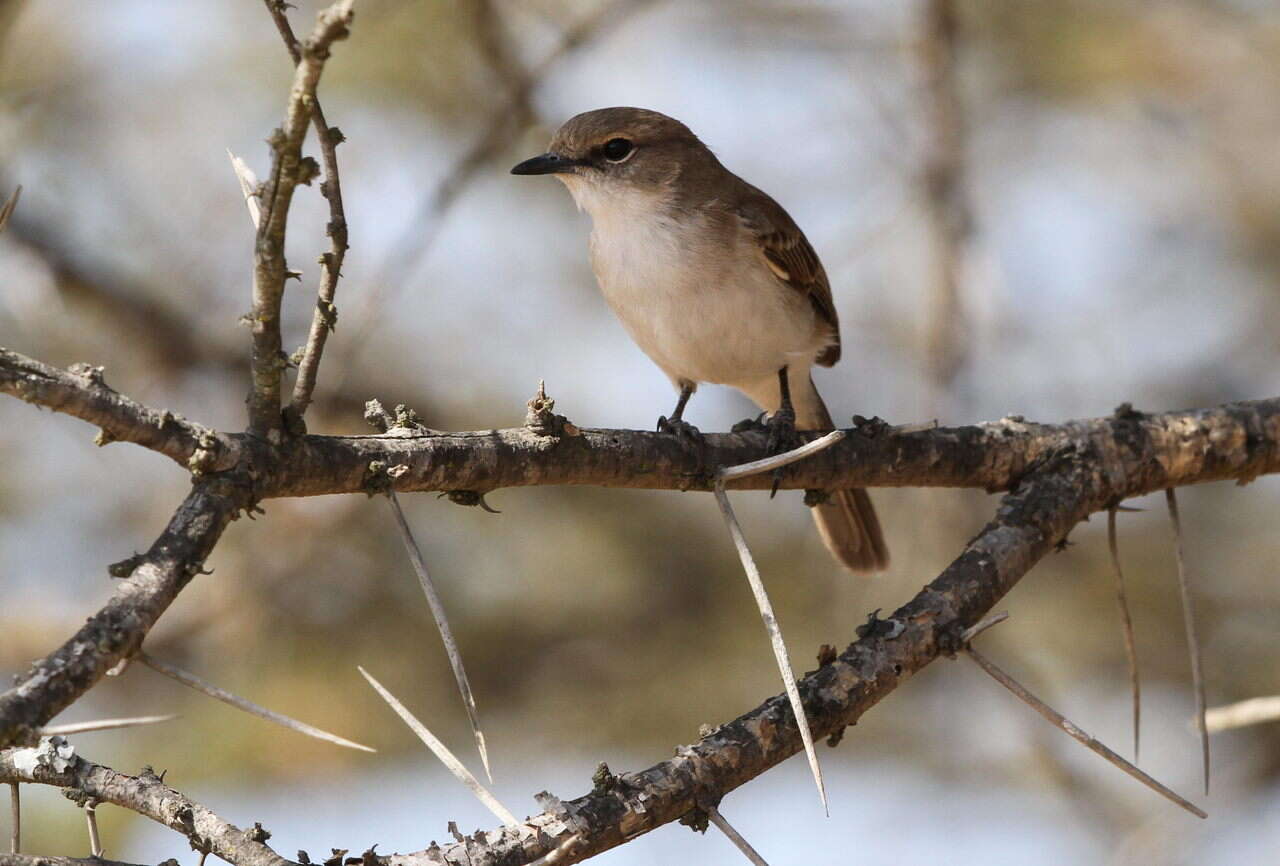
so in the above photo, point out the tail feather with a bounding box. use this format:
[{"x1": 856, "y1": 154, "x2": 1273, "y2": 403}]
[{"x1": 795, "y1": 378, "x2": 889, "y2": 573}]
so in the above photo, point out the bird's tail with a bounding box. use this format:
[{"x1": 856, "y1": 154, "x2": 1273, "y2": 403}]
[{"x1": 792, "y1": 377, "x2": 889, "y2": 573}]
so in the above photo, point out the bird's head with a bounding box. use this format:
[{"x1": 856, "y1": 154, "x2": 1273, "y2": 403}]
[{"x1": 511, "y1": 107, "x2": 713, "y2": 213}]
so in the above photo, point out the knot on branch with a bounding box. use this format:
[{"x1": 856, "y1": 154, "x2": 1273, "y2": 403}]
[
  {"x1": 247, "y1": 822, "x2": 273, "y2": 843},
  {"x1": 108, "y1": 552, "x2": 145, "y2": 578},
  {"x1": 591, "y1": 761, "x2": 618, "y2": 794},
  {"x1": 363, "y1": 460, "x2": 408, "y2": 496},
  {"x1": 364, "y1": 398, "x2": 430, "y2": 435},
  {"x1": 855, "y1": 609, "x2": 903, "y2": 641},
  {"x1": 297, "y1": 156, "x2": 321, "y2": 186},
  {"x1": 526, "y1": 380, "x2": 578, "y2": 437},
  {"x1": 68, "y1": 362, "x2": 108, "y2": 389},
  {"x1": 188, "y1": 431, "x2": 222, "y2": 476},
  {"x1": 13, "y1": 735, "x2": 76, "y2": 773}
]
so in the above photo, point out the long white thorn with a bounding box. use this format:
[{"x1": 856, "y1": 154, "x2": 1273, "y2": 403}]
[
  {"x1": 357, "y1": 666, "x2": 518, "y2": 827},
  {"x1": 41, "y1": 715, "x2": 178, "y2": 736},
  {"x1": 385, "y1": 491, "x2": 493, "y2": 782},
  {"x1": 138, "y1": 652, "x2": 374, "y2": 753}
]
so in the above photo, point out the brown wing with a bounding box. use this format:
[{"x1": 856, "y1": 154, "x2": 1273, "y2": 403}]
[{"x1": 734, "y1": 188, "x2": 841, "y2": 367}]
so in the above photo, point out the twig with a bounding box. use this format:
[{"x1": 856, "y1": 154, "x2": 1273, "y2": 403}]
[
  {"x1": 385, "y1": 492, "x2": 491, "y2": 781},
  {"x1": 264, "y1": 0, "x2": 353, "y2": 422},
  {"x1": 0, "y1": 743, "x2": 292, "y2": 866},
  {"x1": 357, "y1": 666, "x2": 517, "y2": 827},
  {"x1": 0, "y1": 186, "x2": 19, "y2": 234},
  {"x1": 705, "y1": 805, "x2": 770, "y2": 866},
  {"x1": 227, "y1": 150, "x2": 262, "y2": 229},
  {"x1": 7, "y1": 783, "x2": 16, "y2": 854},
  {"x1": 41, "y1": 715, "x2": 178, "y2": 736},
  {"x1": 83, "y1": 800, "x2": 102, "y2": 858},
  {"x1": 1108, "y1": 508, "x2": 1142, "y2": 763},
  {"x1": 715, "y1": 431, "x2": 845, "y2": 482},
  {"x1": 247, "y1": 0, "x2": 355, "y2": 438},
  {"x1": 960, "y1": 610, "x2": 1007, "y2": 643},
  {"x1": 1205, "y1": 696, "x2": 1280, "y2": 732},
  {"x1": 1165, "y1": 488, "x2": 1209, "y2": 795},
  {"x1": 138, "y1": 652, "x2": 374, "y2": 753},
  {"x1": 963, "y1": 645, "x2": 1206, "y2": 819}
]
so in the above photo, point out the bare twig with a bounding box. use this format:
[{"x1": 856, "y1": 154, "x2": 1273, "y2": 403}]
[
  {"x1": 713, "y1": 481, "x2": 827, "y2": 813},
  {"x1": 41, "y1": 715, "x2": 177, "y2": 736},
  {"x1": 0, "y1": 741, "x2": 294, "y2": 866},
  {"x1": 7, "y1": 783, "x2": 16, "y2": 853},
  {"x1": 960, "y1": 610, "x2": 1007, "y2": 643},
  {"x1": 715, "y1": 430, "x2": 846, "y2": 482},
  {"x1": 137, "y1": 653, "x2": 373, "y2": 754},
  {"x1": 963, "y1": 646, "x2": 1205, "y2": 819},
  {"x1": 1108, "y1": 508, "x2": 1142, "y2": 763},
  {"x1": 1165, "y1": 488, "x2": 1209, "y2": 795},
  {"x1": 705, "y1": 805, "x2": 770, "y2": 866},
  {"x1": 357, "y1": 667, "x2": 517, "y2": 827},
  {"x1": 247, "y1": 0, "x2": 355, "y2": 438},
  {"x1": 0, "y1": 186, "x2": 19, "y2": 234},
  {"x1": 1205, "y1": 695, "x2": 1280, "y2": 732},
  {"x1": 385, "y1": 492, "x2": 491, "y2": 780},
  {"x1": 263, "y1": 0, "x2": 353, "y2": 423},
  {"x1": 83, "y1": 800, "x2": 102, "y2": 858}
]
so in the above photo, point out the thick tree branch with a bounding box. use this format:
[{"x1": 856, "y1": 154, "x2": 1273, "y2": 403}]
[
  {"x1": 0, "y1": 483, "x2": 250, "y2": 748},
  {"x1": 247, "y1": 0, "x2": 354, "y2": 439},
  {"x1": 0, "y1": 741, "x2": 290, "y2": 866},
  {"x1": 3, "y1": 347, "x2": 1278, "y2": 499}
]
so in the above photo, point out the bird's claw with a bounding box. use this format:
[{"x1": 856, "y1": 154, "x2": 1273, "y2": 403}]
[
  {"x1": 765, "y1": 407, "x2": 799, "y2": 498},
  {"x1": 731, "y1": 413, "x2": 769, "y2": 434},
  {"x1": 657, "y1": 415, "x2": 704, "y2": 448}
]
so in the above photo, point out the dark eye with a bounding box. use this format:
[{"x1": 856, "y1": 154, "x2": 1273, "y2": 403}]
[{"x1": 602, "y1": 138, "x2": 634, "y2": 162}]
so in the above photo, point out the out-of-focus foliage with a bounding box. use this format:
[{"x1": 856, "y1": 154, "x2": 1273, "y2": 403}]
[{"x1": 2, "y1": 1, "x2": 1279, "y2": 863}]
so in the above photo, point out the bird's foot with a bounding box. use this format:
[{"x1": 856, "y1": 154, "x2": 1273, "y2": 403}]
[
  {"x1": 765, "y1": 407, "x2": 800, "y2": 497},
  {"x1": 657, "y1": 415, "x2": 704, "y2": 449}
]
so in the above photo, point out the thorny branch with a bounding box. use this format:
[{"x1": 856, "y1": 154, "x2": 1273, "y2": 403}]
[
  {"x1": 247, "y1": 0, "x2": 355, "y2": 439},
  {"x1": 0, "y1": 741, "x2": 291, "y2": 866},
  {"x1": 262, "y1": 0, "x2": 353, "y2": 425},
  {"x1": 3, "y1": 2, "x2": 1279, "y2": 864}
]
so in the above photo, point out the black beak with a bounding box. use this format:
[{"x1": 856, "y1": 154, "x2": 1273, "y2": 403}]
[{"x1": 510, "y1": 152, "x2": 577, "y2": 175}]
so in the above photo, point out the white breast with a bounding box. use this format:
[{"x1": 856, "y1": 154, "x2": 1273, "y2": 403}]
[{"x1": 559, "y1": 175, "x2": 826, "y2": 394}]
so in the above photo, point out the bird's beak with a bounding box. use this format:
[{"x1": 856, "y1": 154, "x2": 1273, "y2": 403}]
[{"x1": 510, "y1": 152, "x2": 578, "y2": 175}]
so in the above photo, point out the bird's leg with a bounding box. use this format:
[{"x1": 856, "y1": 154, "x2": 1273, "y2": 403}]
[
  {"x1": 766, "y1": 366, "x2": 799, "y2": 454},
  {"x1": 657, "y1": 381, "x2": 703, "y2": 446},
  {"x1": 766, "y1": 367, "x2": 800, "y2": 497}
]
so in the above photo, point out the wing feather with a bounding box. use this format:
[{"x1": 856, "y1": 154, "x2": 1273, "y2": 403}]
[{"x1": 734, "y1": 189, "x2": 841, "y2": 367}]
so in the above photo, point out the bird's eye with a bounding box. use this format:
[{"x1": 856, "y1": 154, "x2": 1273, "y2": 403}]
[{"x1": 602, "y1": 138, "x2": 634, "y2": 162}]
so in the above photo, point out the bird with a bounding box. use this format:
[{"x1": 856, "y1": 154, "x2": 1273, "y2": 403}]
[{"x1": 511, "y1": 107, "x2": 888, "y2": 571}]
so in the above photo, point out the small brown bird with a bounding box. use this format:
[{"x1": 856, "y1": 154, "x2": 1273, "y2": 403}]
[{"x1": 513, "y1": 107, "x2": 888, "y2": 571}]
